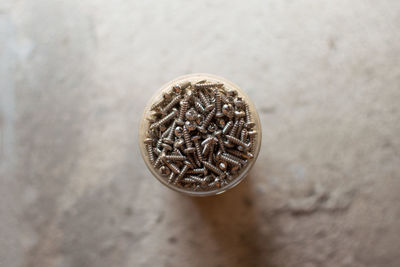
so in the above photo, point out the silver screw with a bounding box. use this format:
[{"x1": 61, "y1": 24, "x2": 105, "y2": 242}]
[
  {"x1": 150, "y1": 108, "x2": 178, "y2": 130},
  {"x1": 144, "y1": 138, "x2": 155, "y2": 164},
  {"x1": 176, "y1": 100, "x2": 189, "y2": 126},
  {"x1": 183, "y1": 125, "x2": 196, "y2": 154},
  {"x1": 174, "y1": 160, "x2": 193, "y2": 184},
  {"x1": 191, "y1": 135, "x2": 204, "y2": 162},
  {"x1": 198, "y1": 108, "x2": 215, "y2": 133},
  {"x1": 198, "y1": 91, "x2": 214, "y2": 112},
  {"x1": 161, "y1": 95, "x2": 181, "y2": 115},
  {"x1": 225, "y1": 135, "x2": 251, "y2": 150},
  {"x1": 215, "y1": 91, "x2": 224, "y2": 118}
]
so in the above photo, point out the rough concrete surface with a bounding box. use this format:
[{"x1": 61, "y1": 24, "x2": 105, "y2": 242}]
[{"x1": 1, "y1": 0, "x2": 400, "y2": 266}]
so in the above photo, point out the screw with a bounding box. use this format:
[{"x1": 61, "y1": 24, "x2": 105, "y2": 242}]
[
  {"x1": 161, "y1": 95, "x2": 181, "y2": 115},
  {"x1": 216, "y1": 159, "x2": 228, "y2": 171},
  {"x1": 225, "y1": 135, "x2": 250, "y2": 150},
  {"x1": 185, "y1": 108, "x2": 197, "y2": 121},
  {"x1": 214, "y1": 130, "x2": 225, "y2": 153},
  {"x1": 194, "y1": 82, "x2": 223, "y2": 89},
  {"x1": 194, "y1": 98, "x2": 206, "y2": 114},
  {"x1": 240, "y1": 128, "x2": 248, "y2": 143},
  {"x1": 198, "y1": 91, "x2": 214, "y2": 112},
  {"x1": 173, "y1": 81, "x2": 191, "y2": 94},
  {"x1": 198, "y1": 108, "x2": 215, "y2": 133},
  {"x1": 215, "y1": 92, "x2": 224, "y2": 118},
  {"x1": 202, "y1": 161, "x2": 226, "y2": 178},
  {"x1": 191, "y1": 135, "x2": 204, "y2": 162},
  {"x1": 208, "y1": 177, "x2": 221, "y2": 188},
  {"x1": 174, "y1": 160, "x2": 193, "y2": 184},
  {"x1": 187, "y1": 167, "x2": 207, "y2": 176},
  {"x1": 222, "y1": 104, "x2": 234, "y2": 119},
  {"x1": 144, "y1": 138, "x2": 155, "y2": 164},
  {"x1": 174, "y1": 126, "x2": 183, "y2": 137},
  {"x1": 248, "y1": 130, "x2": 257, "y2": 151},
  {"x1": 161, "y1": 158, "x2": 180, "y2": 175},
  {"x1": 229, "y1": 120, "x2": 240, "y2": 137},
  {"x1": 153, "y1": 143, "x2": 172, "y2": 168},
  {"x1": 236, "y1": 119, "x2": 245, "y2": 139},
  {"x1": 150, "y1": 108, "x2": 178, "y2": 130},
  {"x1": 167, "y1": 172, "x2": 175, "y2": 183},
  {"x1": 163, "y1": 120, "x2": 176, "y2": 144},
  {"x1": 185, "y1": 120, "x2": 197, "y2": 132},
  {"x1": 163, "y1": 155, "x2": 186, "y2": 161},
  {"x1": 222, "y1": 120, "x2": 233, "y2": 135},
  {"x1": 159, "y1": 165, "x2": 171, "y2": 176},
  {"x1": 183, "y1": 176, "x2": 209, "y2": 185},
  {"x1": 222, "y1": 152, "x2": 247, "y2": 165},
  {"x1": 219, "y1": 152, "x2": 241, "y2": 167},
  {"x1": 151, "y1": 98, "x2": 165, "y2": 111},
  {"x1": 176, "y1": 100, "x2": 189, "y2": 125},
  {"x1": 244, "y1": 104, "x2": 255, "y2": 129},
  {"x1": 183, "y1": 125, "x2": 196, "y2": 154}
]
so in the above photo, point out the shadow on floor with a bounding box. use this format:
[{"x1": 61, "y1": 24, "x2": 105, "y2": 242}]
[{"x1": 191, "y1": 174, "x2": 275, "y2": 267}]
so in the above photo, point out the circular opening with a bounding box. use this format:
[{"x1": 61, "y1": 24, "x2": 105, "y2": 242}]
[{"x1": 139, "y1": 73, "x2": 262, "y2": 196}]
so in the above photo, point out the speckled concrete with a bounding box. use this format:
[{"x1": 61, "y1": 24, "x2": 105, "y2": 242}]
[{"x1": 1, "y1": 1, "x2": 400, "y2": 266}]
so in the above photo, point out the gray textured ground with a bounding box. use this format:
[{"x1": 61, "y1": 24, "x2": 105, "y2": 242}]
[{"x1": 1, "y1": 1, "x2": 400, "y2": 266}]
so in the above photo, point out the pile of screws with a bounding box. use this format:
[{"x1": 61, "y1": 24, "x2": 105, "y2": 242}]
[{"x1": 143, "y1": 79, "x2": 257, "y2": 191}]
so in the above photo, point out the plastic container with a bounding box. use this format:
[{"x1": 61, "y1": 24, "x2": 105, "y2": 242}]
[{"x1": 138, "y1": 73, "x2": 261, "y2": 196}]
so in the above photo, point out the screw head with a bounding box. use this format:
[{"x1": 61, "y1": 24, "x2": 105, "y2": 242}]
[
  {"x1": 217, "y1": 161, "x2": 227, "y2": 172},
  {"x1": 207, "y1": 123, "x2": 217, "y2": 133},
  {"x1": 234, "y1": 97, "x2": 244, "y2": 108},
  {"x1": 144, "y1": 138, "x2": 153, "y2": 145},
  {"x1": 161, "y1": 143, "x2": 172, "y2": 151},
  {"x1": 217, "y1": 118, "x2": 226, "y2": 128},
  {"x1": 234, "y1": 110, "x2": 245, "y2": 119},
  {"x1": 174, "y1": 138, "x2": 185, "y2": 149},
  {"x1": 196, "y1": 114, "x2": 204, "y2": 125},
  {"x1": 185, "y1": 120, "x2": 197, "y2": 131},
  {"x1": 185, "y1": 108, "x2": 197, "y2": 121},
  {"x1": 174, "y1": 126, "x2": 183, "y2": 137},
  {"x1": 173, "y1": 84, "x2": 182, "y2": 94},
  {"x1": 226, "y1": 89, "x2": 237, "y2": 97},
  {"x1": 245, "y1": 122, "x2": 255, "y2": 129},
  {"x1": 222, "y1": 104, "x2": 234, "y2": 118},
  {"x1": 159, "y1": 165, "x2": 171, "y2": 176}
]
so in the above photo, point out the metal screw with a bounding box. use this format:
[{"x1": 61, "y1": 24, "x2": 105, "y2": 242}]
[
  {"x1": 225, "y1": 135, "x2": 251, "y2": 150},
  {"x1": 215, "y1": 91, "x2": 224, "y2": 118},
  {"x1": 161, "y1": 95, "x2": 181, "y2": 115},
  {"x1": 198, "y1": 108, "x2": 215, "y2": 133},
  {"x1": 176, "y1": 100, "x2": 189, "y2": 125},
  {"x1": 198, "y1": 91, "x2": 214, "y2": 112},
  {"x1": 183, "y1": 125, "x2": 195, "y2": 154},
  {"x1": 150, "y1": 108, "x2": 178, "y2": 130},
  {"x1": 191, "y1": 135, "x2": 204, "y2": 162},
  {"x1": 144, "y1": 138, "x2": 155, "y2": 164}
]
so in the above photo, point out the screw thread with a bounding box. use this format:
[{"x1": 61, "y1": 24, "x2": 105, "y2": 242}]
[
  {"x1": 203, "y1": 161, "x2": 223, "y2": 176},
  {"x1": 183, "y1": 126, "x2": 192, "y2": 148},
  {"x1": 162, "y1": 95, "x2": 181, "y2": 114},
  {"x1": 146, "y1": 144, "x2": 155, "y2": 164},
  {"x1": 199, "y1": 91, "x2": 210, "y2": 106},
  {"x1": 222, "y1": 121, "x2": 233, "y2": 135},
  {"x1": 202, "y1": 108, "x2": 215, "y2": 128},
  {"x1": 178, "y1": 101, "x2": 188, "y2": 122}
]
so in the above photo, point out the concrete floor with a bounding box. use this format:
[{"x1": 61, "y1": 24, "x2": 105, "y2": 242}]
[{"x1": 1, "y1": 0, "x2": 400, "y2": 266}]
